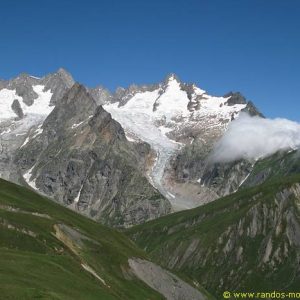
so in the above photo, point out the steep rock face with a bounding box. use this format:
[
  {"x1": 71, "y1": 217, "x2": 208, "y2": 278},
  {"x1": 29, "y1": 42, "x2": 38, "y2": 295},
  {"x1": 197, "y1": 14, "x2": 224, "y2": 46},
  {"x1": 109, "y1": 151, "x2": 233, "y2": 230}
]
[
  {"x1": 15, "y1": 84, "x2": 171, "y2": 227},
  {"x1": 200, "y1": 159, "x2": 253, "y2": 195},
  {"x1": 127, "y1": 177, "x2": 300, "y2": 298},
  {"x1": 11, "y1": 99, "x2": 24, "y2": 119}
]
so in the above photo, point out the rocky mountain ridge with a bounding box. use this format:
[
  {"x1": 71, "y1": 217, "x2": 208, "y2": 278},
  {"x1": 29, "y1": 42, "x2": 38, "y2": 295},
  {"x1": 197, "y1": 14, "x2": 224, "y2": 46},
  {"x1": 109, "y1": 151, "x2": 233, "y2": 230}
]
[{"x1": 0, "y1": 68, "x2": 279, "y2": 227}]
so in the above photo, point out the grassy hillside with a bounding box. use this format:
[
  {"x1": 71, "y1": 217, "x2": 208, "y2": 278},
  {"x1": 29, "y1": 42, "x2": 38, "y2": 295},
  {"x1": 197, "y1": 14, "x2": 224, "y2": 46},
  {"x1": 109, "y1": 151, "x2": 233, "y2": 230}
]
[
  {"x1": 0, "y1": 178, "x2": 169, "y2": 300},
  {"x1": 127, "y1": 175, "x2": 300, "y2": 298}
]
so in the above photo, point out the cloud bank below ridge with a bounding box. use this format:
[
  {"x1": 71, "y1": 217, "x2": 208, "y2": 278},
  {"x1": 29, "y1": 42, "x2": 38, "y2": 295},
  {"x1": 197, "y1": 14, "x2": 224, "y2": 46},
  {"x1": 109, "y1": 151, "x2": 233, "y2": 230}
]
[{"x1": 211, "y1": 113, "x2": 300, "y2": 163}]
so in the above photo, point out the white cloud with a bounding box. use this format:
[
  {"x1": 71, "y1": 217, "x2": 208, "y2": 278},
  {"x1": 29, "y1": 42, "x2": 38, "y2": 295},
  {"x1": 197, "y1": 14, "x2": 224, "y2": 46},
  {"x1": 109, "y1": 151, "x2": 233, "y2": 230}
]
[{"x1": 210, "y1": 113, "x2": 300, "y2": 163}]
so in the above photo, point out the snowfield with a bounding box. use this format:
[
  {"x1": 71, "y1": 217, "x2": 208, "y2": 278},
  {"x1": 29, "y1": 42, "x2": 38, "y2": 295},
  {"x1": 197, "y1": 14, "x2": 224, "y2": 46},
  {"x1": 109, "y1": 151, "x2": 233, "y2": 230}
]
[{"x1": 0, "y1": 85, "x2": 53, "y2": 122}]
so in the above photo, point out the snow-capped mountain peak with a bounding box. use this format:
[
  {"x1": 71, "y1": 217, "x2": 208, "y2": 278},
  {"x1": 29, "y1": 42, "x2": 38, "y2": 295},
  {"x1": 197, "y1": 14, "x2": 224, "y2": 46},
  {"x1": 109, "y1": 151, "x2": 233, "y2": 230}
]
[
  {"x1": 154, "y1": 75, "x2": 190, "y2": 121},
  {"x1": 101, "y1": 75, "x2": 252, "y2": 208},
  {"x1": 103, "y1": 75, "x2": 249, "y2": 138},
  {"x1": 165, "y1": 73, "x2": 180, "y2": 84}
]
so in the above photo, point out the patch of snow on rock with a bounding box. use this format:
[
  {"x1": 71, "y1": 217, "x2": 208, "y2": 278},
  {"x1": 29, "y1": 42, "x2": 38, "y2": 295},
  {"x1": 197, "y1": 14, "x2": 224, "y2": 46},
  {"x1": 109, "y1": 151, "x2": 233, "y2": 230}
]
[{"x1": 23, "y1": 166, "x2": 38, "y2": 190}]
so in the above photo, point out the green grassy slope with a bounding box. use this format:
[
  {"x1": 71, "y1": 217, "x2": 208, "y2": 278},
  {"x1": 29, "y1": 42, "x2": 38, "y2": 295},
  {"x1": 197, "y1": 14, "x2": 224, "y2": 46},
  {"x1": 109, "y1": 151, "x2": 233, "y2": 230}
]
[
  {"x1": 0, "y1": 178, "x2": 165, "y2": 300},
  {"x1": 127, "y1": 175, "x2": 300, "y2": 298}
]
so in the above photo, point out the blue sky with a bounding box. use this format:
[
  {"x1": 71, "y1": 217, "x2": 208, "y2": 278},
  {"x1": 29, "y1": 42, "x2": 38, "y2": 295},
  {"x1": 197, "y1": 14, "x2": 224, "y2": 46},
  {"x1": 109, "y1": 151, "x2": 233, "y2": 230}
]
[{"x1": 1, "y1": 0, "x2": 299, "y2": 121}]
